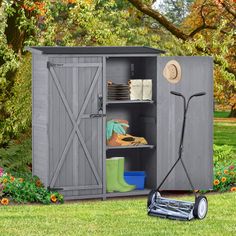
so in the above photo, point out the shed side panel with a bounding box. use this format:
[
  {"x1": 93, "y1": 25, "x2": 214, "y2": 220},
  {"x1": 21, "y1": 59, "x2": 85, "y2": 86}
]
[
  {"x1": 156, "y1": 56, "x2": 213, "y2": 190},
  {"x1": 32, "y1": 54, "x2": 49, "y2": 186}
]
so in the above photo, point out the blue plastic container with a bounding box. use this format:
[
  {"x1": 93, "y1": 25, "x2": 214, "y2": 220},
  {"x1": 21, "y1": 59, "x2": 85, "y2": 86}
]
[{"x1": 124, "y1": 171, "x2": 146, "y2": 190}]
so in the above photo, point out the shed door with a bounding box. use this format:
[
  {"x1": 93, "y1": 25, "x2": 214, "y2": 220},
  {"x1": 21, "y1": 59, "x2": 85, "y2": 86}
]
[
  {"x1": 47, "y1": 57, "x2": 103, "y2": 197},
  {"x1": 156, "y1": 56, "x2": 213, "y2": 190}
]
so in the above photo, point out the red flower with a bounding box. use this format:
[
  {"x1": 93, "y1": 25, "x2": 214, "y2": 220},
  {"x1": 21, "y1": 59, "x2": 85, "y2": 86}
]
[{"x1": 229, "y1": 165, "x2": 234, "y2": 170}]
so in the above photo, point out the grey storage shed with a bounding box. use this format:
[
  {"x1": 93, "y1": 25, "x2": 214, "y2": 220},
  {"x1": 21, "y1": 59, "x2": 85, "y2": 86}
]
[{"x1": 27, "y1": 46, "x2": 213, "y2": 200}]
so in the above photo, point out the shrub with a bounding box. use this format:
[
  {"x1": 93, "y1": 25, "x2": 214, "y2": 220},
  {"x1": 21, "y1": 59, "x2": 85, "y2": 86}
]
[
  {"x1": 213, "y1": 164, "x2": 236, "y2": 192},
  {"x1": 0, "y1": 168, "x2": 64, "y2": 205},
  {"x1": 0, "y1": 54, "x2": 32, "y2": 147},
  {"x1": 0, "y1": 138, "x2": 32, "y2": 173},
  {"x1": 213, "y1": 144, "x2": 234, "y2": 166},
  {"x1": 212, "y1": 145, "x2": 236, "y2": 192}
]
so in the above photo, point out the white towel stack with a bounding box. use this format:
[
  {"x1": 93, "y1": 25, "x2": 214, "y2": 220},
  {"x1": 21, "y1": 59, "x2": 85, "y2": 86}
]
[{"x1": 129, "y1": 79, "x2": 152, "y2": 100}]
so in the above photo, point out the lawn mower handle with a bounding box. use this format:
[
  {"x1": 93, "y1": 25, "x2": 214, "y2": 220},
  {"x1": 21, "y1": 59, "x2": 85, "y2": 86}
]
[
  {"x1": 156, "y1": 91, "x2": 206, "y2": 194},
  {"x1": 170, "y1": 91, "x2": 206, "y2": 99}
]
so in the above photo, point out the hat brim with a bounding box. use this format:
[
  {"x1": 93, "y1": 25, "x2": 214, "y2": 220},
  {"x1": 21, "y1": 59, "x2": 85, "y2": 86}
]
[{"x1": 163, "y1": 60, "x2": 182, "y2": 84}]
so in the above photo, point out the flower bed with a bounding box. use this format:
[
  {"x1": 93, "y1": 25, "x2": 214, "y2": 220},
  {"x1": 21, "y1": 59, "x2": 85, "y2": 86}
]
[
  {"x1": 213, "y1": 164, "x2": 236, "y2": 192},
  {"x1": 212, "y1": 145, "x2": 236, "y2": 192},
  {"x1": 0, "y1": 167, "x2": 64, "y2": 205}
]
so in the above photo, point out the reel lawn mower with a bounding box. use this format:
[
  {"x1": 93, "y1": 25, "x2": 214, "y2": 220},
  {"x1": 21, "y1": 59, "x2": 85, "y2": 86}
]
[{"x1": 147, "y1": 91, "x2": 208, "y2": 221}]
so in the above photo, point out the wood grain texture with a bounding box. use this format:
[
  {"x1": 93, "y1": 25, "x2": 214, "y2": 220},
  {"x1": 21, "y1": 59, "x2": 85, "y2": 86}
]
[
  {"x1": 48, "y1": 56, "x2": 103, "y2": 197},
  {"x1": 156, "y1": 56, "x2": 213, "y2": 190},
  {"x1": 32, "y1": 51, "x2": 213, "y2": 199},
  {"x1": 32, "y1": 54, "x2": 49, "y2": 187}
]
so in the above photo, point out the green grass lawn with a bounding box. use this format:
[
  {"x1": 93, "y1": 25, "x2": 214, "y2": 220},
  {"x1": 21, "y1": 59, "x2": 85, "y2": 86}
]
[
  {"x1": 214, "y1": 122, "x2": 236, "y2": 154},
  {"x1": 0, "y1": 113, "x2": 235, "y2": 236},
  {"x1": 214, "y1": 111, "x2": 230, "y2": 118},
  {"x1": 0, "y1": 193, "x2": 236, "y2": 236}
]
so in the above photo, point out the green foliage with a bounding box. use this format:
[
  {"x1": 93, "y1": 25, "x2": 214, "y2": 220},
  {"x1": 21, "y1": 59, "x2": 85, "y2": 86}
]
[
  {"x1": 212, "y1": 144, "x2": 236, "y2": 192},
  {"x1": 0, "y1": 138, "x2": 32, "y2": 173},
  {"x1": 213, "y1": 144, "x2": 234, "y2": 166},
  {"x1": 0, "y1": 0, "x2": 50, "y2": 147},
  {"x1": 0, "y1": 0, "x2": 163, "y2": 147},
  {"x1": 0, "y1": 0, "x2": 19, "y2": 84},
  {"x1": 0, "y1": 54, "x2": 32, "y2": 147},
  {"x1": 0, "y1": 172, "x2": 64, "y2": 204},
  {"x1": 52, "y1": 0, "x2": 162, "y2": 47},
  {"x1": 213, "y1": 164, "x2": 236, "y2": 192}
]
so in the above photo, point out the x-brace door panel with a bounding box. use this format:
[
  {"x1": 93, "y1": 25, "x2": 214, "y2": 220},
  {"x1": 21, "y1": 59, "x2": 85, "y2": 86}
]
[{"x1": 48, "y1": 57, "x2": 103, "y2": 196}]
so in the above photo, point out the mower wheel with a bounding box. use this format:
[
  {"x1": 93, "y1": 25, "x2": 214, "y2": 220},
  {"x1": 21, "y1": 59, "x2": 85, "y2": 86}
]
[
  {"x1": 193, "y1": 195, "x2": 208, "y2": 219},
  {"x1": 147, "y1": 190, "x2": 159, "y2": 208}
]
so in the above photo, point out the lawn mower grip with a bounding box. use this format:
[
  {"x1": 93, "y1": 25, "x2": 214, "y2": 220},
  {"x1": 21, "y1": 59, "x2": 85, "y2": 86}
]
[
  {"x1": 170, "y1": 91, "x2": 183, "y2": 97},
  {"x1": 192, "y1": 92, "x2": 206, "y2": 97}
]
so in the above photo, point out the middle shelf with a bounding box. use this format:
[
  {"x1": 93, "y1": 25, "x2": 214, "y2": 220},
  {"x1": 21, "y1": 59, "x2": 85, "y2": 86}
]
[
  {"x1": 106, "y1": 100, "x2": 154, "y2": 105},
  {"x1": 106, "y1": 145, "x2": 155, "y2": 150}
]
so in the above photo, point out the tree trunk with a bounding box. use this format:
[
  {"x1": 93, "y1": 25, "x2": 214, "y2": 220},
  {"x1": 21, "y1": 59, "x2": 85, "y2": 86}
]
[{"x1": 229, "y1": 104, "x2": 236, "y2": 118}]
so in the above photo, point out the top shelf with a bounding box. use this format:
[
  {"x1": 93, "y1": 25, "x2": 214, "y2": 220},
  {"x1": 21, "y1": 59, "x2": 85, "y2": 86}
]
[{"x1": 106, "y1": 100, "x2": 154, "y2": 105}]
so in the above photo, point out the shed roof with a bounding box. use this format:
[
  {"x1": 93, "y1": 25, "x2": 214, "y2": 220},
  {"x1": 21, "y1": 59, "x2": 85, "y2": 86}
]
[{"x1": 27, "y1": 46, "x2": 165, "y2": 55}]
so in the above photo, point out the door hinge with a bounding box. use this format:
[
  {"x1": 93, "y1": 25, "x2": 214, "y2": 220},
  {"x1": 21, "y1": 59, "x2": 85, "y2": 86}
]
[
  {"x1": 47, "y1": 186, "x2": 64, "y2": 191},
  {"x1": 47, "y1": 62, "x2": 64, "y2": 68}
]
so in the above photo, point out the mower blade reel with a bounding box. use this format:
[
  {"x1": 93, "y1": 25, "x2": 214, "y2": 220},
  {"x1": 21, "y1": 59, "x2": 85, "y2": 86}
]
[{"x1": 148, "y1": 196, "x2": 195, "y2": 221}]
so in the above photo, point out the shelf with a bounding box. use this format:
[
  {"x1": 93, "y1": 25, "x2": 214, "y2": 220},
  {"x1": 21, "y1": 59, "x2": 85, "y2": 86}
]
[
  {"x1": 106, "y1": 189, "x2": 151, "y2": 198},
  {"x1": 106, "y1": 145, "x2": 155, "y2": 150},
  {"x1": 106, "y1": 100, "x2": 154, "y2": 105}
]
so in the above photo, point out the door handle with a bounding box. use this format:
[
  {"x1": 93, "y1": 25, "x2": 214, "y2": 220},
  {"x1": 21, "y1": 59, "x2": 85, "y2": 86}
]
[{"x1": 90, "y1": 113, "x2": 106, "y2": 118}]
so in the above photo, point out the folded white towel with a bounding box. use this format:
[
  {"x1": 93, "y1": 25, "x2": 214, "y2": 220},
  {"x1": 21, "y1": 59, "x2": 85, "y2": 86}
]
[
  {"x1": 142, "y1": 80, "x2": 152, "y2": 100},
  {"x1": 129, "y1": 79, "x2": 143, "y2": 100}
]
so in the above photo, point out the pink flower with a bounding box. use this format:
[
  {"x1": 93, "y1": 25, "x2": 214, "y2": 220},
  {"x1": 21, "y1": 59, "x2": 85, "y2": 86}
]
[
  {"x1": 229, "y1": 165, "x2": 235, "y2": 170},
  {"x1": 0, "y1": 167, "x2": 4, "y2": 177}
]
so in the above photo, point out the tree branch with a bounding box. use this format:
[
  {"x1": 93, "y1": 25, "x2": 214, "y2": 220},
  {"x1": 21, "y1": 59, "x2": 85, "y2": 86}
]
[
  {"x1": 221, "y1": 1, "x2": 236, "y2": 18},
  {"x1": 128, "y1": 0, "x2": 236, "y2": 77},
  {"x1": 128, "y1": 0, "x2": 225, "y2": 40},
  {"x1": 128, "y1": 0, "x2": 189, "y2": 40}
]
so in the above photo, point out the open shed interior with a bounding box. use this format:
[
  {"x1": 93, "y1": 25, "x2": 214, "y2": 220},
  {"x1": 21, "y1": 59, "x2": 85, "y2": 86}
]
[{"x1": 106, "y1": 56, "x2": 157, "y2": 192}]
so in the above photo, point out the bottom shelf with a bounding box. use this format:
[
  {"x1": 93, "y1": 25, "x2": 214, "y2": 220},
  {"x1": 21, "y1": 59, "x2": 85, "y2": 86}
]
[{"x1": 106, "y1": 189, "x2": 151, "y2": 198}]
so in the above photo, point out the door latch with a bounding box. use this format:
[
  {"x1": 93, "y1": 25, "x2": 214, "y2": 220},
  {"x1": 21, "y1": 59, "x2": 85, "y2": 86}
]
[{"x1": 98, "y1": 94, "x2": 103, "y2": 112}]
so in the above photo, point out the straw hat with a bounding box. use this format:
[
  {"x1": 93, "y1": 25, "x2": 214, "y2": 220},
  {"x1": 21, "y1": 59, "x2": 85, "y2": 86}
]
[{"x1": 163, "y1": 60, "x2": 182, "y2": 84}]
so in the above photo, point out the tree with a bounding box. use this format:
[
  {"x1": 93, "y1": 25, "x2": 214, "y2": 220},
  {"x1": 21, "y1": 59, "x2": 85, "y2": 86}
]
[
  {"x1": 182, "y1": 0, "x2": 236, "y2": 116},
  {"x1": 0, "y1": 0, "x2": 163, "y2": 146},
  {"x1": 127, "y1": 0, "x2": 236, "y2": 116}
]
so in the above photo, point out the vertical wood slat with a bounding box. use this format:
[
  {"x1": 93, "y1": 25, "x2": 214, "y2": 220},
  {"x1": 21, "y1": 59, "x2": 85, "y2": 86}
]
[
  {"x1": 102, "y1": 56, "x2": 107, "y2": 199},
  {"x1": 65, "y1": 56, "x2": 73, "y2": 197},
  {"x1": 77, "y1": 57, "x2": 85, "y2": 195},
  {"x1": 84, "y1": 57, "x2": 91, "y2": 195},
  {"x1": 72, "y1": 57, "x2": 79, "y2": 197}
]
